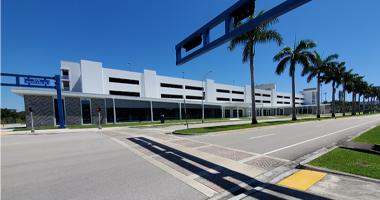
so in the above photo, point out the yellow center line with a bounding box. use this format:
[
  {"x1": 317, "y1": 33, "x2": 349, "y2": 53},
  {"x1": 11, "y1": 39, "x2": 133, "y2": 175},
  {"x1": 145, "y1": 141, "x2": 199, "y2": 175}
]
[
  {"x1": 45, "y1": 143, "x2": 58, "y2": 146},
  {"x1": 2, "y1": 148, "x2": 19, "y2": 151}
]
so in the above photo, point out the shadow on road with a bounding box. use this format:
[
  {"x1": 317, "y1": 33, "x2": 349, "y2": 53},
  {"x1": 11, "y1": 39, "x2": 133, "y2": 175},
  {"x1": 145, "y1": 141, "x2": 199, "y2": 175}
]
[{"x1": 125, "y1": 136, "x2": 332, "y2": 199}]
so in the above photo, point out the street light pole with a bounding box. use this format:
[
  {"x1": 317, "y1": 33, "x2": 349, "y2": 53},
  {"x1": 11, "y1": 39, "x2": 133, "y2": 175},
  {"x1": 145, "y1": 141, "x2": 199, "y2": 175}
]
[{"x1": 202, "y1": 70, "x2": 213, "y2": 123}]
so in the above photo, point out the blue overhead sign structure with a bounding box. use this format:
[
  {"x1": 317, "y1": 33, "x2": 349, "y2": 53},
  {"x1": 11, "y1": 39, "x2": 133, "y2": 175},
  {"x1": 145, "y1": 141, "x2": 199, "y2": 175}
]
[
  {"x1": 1, "y1": 73, "x2": 65, "y2": 129},
  {"x1": 24, "y1": 79, "x2": 50, "y2": 85},
  {"x1": 175, "y1": 0, "x2": 311, "y2": 66}
]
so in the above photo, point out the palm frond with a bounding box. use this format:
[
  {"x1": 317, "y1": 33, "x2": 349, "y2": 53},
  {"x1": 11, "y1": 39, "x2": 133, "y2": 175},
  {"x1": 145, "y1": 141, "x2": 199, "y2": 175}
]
[
  {"x1": 273, "y1": 46, "x2": 292, "y2": 61},
  {"x1": 275, "y1": 56, "x2": 291, "y2": 75},
  {"x1": 295, "y1": 39, "x2": 316, "y2": 52}
]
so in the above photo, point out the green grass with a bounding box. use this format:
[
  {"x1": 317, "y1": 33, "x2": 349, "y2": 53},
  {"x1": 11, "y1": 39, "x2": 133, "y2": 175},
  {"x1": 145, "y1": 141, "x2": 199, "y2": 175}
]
[
  {"x1": 175, "y1": 113, "x2": 380, "y2": 134},
  {"x1": 352, "y1": 125, "x2": 380, "y2": 145},
  {"x1": 308, "y1": 125, "x2": 380, "y2": 179},
  {"x1": 308, "y1": 148, "x2": 380, "y2": 179}
]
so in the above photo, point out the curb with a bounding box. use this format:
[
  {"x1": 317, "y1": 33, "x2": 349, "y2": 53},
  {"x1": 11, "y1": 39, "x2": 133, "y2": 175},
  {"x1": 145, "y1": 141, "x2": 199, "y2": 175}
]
[
  {"x1": 302, "y1": 164, "x2": 380, "y2": 184},
  {"x1": 171, "y1": 131, "x2": 214, "y2": 136},
  {"x1": 297, "y1": 125, "x2": 380, "y2": 184}
]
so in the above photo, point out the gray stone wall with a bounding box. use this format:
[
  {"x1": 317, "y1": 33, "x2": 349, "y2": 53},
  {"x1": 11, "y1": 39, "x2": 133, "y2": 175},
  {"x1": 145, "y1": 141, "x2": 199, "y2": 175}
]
[
  {"x1": 24, "y1": 95, "x2": 54, "y2": 127},
  {"x1": 65, "y1": 97, "x2": 82, "y2": 126},
  {"x1": 91, "y1": 98, "x2": 106, "y2": 124}
]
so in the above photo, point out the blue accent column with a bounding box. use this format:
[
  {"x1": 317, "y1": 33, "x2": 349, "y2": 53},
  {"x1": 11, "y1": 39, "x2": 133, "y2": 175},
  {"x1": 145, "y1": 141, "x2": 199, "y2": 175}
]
[{"x1": 55, "y1": 75, "x2": 66, "y2": 128}]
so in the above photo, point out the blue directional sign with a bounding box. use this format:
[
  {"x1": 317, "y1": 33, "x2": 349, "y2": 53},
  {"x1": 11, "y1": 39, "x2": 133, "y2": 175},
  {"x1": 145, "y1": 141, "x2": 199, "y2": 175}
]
[{"x1": 24, "y1": 79, "x2": 50, "y2": 85}]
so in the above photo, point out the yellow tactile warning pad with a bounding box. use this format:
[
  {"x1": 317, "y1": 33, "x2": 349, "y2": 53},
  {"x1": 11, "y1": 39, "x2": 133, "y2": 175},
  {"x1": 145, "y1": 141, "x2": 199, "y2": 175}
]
[{"x1": 277, "y1": 170, "x2": 326, "y2": 191}]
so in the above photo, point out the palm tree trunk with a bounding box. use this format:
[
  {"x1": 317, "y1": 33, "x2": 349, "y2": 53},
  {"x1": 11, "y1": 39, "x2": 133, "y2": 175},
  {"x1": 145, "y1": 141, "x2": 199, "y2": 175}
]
[
  {"x1": 332, "y1": 81, "x2": 335, "y2": 117},
  {"x1": 342, "y1": 85, "x2": 346, "y2": 116},
  {"x1": 292, "y1": 70, "x2": 297, "y2": 121},
  {"x1": 250, "y1": 56, "x2": 258, "y2": 124},
  {"x1": 358, "y1": 94, "x2": 361, "y2": 114},
  {"x1": 367, "y1": 98, "x2": 369, "y2": 112},
  {"x1": 317, "y1": 74, "x2": 320, "y2": 118}
]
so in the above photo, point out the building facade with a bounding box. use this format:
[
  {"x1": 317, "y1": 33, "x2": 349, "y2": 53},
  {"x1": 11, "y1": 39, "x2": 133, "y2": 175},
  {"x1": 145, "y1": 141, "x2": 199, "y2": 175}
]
[{"x1": 12, "y1": 60, "x2": 329, "y2": 127}]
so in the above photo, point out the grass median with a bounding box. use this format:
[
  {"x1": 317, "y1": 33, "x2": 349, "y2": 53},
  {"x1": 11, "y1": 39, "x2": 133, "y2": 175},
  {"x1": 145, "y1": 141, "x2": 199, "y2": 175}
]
[
  {"x1": 308, "y1": 125, "x2": 380, "y2": 179},
  {"x1": 175, "y1": 113, "x2": 380, "y2": 134}
]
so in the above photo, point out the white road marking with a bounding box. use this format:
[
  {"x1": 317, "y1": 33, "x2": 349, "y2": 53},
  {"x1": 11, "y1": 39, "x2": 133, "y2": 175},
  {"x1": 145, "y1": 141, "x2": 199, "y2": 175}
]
[
  {"x1": 316, "y1": 124, "x2": 325, "y2": 127},
  {"x1": 2, "y1": 135, "x2": 104, "y2": 146},
  {"x1": 263, "y1": 118, "x2": 380, "y2": 155},
  {"x1": 249, "y1": 133, "x2": 275, "y2": 140}
]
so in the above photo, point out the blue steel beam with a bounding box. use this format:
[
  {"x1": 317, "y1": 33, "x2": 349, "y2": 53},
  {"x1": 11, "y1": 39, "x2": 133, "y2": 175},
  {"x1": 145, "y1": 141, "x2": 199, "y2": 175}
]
[
  {"x1": 176, "y1": 0, "x2": 311, "y2": 66},
  {"x1": 1, "y1": 73, "x2": 54, "y2": 79}
]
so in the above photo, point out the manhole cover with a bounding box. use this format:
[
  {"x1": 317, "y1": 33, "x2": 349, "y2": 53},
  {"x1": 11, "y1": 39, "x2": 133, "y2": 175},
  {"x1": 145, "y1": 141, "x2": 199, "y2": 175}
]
[{"x1": 355, "y1": 162, "x2": 370, "y2": 167}]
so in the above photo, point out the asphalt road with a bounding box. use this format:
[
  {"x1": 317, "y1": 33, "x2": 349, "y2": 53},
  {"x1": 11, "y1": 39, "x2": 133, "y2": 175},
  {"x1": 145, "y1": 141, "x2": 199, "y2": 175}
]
[
  {"x1": 1, "y1": 132, "x2": 206, "y2": 200},
  {"x1": 2, "y1": 114, "x2": 380, "y2": 200},
  {"x1": 190, "y1": 114, "x2": 380, "y2": 160}
]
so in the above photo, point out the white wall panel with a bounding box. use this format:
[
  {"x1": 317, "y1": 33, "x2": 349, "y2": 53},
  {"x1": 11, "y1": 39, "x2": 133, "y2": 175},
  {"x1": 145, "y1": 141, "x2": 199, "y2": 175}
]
[{"x1": 81, "y1": 60, "x2": 103, "y2": 94}]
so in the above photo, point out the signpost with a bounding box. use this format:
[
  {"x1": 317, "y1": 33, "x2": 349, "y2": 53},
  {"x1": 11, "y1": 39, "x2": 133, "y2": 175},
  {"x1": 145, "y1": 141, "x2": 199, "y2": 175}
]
[
  {"x1": 1, "y1": 73, "x2": 66, "y2": 129},
  {"x1": 176, "y1": 0, "x2": 311, "y2": 66}
]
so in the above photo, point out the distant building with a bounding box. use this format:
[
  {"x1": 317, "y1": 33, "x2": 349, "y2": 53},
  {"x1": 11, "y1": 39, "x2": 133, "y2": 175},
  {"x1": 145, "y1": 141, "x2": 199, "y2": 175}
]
[{"x1": 12, "y1": 60, "x2": 329, "y2": 127}]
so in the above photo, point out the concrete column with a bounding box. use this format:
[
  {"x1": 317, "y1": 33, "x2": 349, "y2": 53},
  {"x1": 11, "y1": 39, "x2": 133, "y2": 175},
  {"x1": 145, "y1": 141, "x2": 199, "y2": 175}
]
[
  {"x1": 150, "y1": 101, "x2": 153, "y2": 122},
  {"x1": 179, "y1": 103, "x2": 182, "y2": 120},
  {"x1": 112, "y1": 98, "x2": 116, "y2": 124}
]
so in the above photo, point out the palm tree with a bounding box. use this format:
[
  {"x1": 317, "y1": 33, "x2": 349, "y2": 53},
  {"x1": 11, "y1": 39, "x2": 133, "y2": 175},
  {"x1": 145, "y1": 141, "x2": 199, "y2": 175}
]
[
  {"x1": 302, "y1": 50, "x2": 338, "y2": 118},
  {"x1": 346, "y1": 75, "x2": 363, "y2": 115},
  {"x1": 340, "y1": 67, "x2": 356, "y2": 116},
  {"x1": 321, "y1": 61, "x2": 344, "y2": 117},
  {"x1": 370, "y1": 85, "x2": 377, "y2": 113},
  {"x1": 364, "y1": 83, "x2": 373, "y2": 113},
  {"x1": 228, "y1": 10, "x2": 284, "y2": 124},
  {"x1": 273, "y1": 39, "x2": 316, "y2": 120},
  {"x1": 359, "y1": 81, "x2": 369, "y2": 113}
]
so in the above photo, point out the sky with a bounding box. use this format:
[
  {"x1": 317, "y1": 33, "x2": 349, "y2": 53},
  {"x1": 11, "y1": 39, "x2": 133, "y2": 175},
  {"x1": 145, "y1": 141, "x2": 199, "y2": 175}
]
[{"x1": 2, "y1": 0, "x2": 380, "y2": 112}]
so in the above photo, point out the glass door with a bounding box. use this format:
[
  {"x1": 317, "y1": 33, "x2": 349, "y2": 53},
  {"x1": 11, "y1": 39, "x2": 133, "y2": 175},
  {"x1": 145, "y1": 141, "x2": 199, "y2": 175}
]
[{"x1": 81, "y1": 100, "x2": 91, "y2": 124}]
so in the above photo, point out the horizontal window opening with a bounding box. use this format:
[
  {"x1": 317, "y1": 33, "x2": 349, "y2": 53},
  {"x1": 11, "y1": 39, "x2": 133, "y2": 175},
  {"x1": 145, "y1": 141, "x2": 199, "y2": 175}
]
[
  {"x1": 161, "y1": 94, "x2": 183, "y2": 99},
  {"x1": 277, "y1": 95, "x2": 283, "y2": 98},
  {"x1": 185, "y1": 85, "x2": 203, "y2": 91},
  {"x1": 232, "y1": 91, "x2": 244, "y2": 95},
  {"x1": 161, "y1": 83, "x2": 182, "y2": 89},
  {"x1": 255, "y1": 100, "x2": 261, "y2": 103},
  {"x1": 284, "y1": 102, "x2": 290, "y2": 104},
  {"x1": 110, "y1": 90, "x2": 140, "y2": 97},
  {"x1": 262, "y1": 94, "x2": 271, "y2": 97},
  {"x1": 277, "y1": 101, "x2": 283, "y2": 104},
  {"x1": 217, "y1": 89, "x2": 230, "y2": 93},
  {"x1": 186, "y1": 95, "x2": 202, "y2": 100},
  {"x1": 263, "y1": 100, "x2": 271, "y2": 103},
  {"x1": 217, "y1": 97, "x2": 230, "y2": 101},
  {"x1": 109, "y1": 77, "x2": 139, "y2": 85},
  {"x1": 284, "y1": 96, "x2": 290, "y2": 99},
  {"x1": 232, "y1": 98, "x2": 244, "y2": 102},
  {"x1": 295, "y1": 97, "x2": 300, "y2": 100},
  {"x1": 301, "y1": 98, "x2": 305, "y2": 100},
  {"x1": 255, "y1": 93, "x2": 261, "y2": 96}
]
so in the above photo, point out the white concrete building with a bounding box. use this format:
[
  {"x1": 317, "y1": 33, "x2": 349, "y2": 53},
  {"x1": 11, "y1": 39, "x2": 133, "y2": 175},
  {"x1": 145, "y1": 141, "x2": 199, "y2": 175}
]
[{"x1": 12, "y1": 60, "x2": 329, "y2": 127}]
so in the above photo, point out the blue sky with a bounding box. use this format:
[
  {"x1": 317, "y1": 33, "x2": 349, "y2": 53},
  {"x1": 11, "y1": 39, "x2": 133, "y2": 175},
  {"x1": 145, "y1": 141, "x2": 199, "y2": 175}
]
[{"x1": 2, "y1": 0, "x2": 380, "y2": 111}]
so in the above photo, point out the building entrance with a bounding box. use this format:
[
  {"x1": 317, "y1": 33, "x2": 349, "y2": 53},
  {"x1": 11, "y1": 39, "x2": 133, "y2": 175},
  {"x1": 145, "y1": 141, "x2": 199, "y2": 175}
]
[{"x1": 81, "y1": 100, "x2": 91, "y2": 124}]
